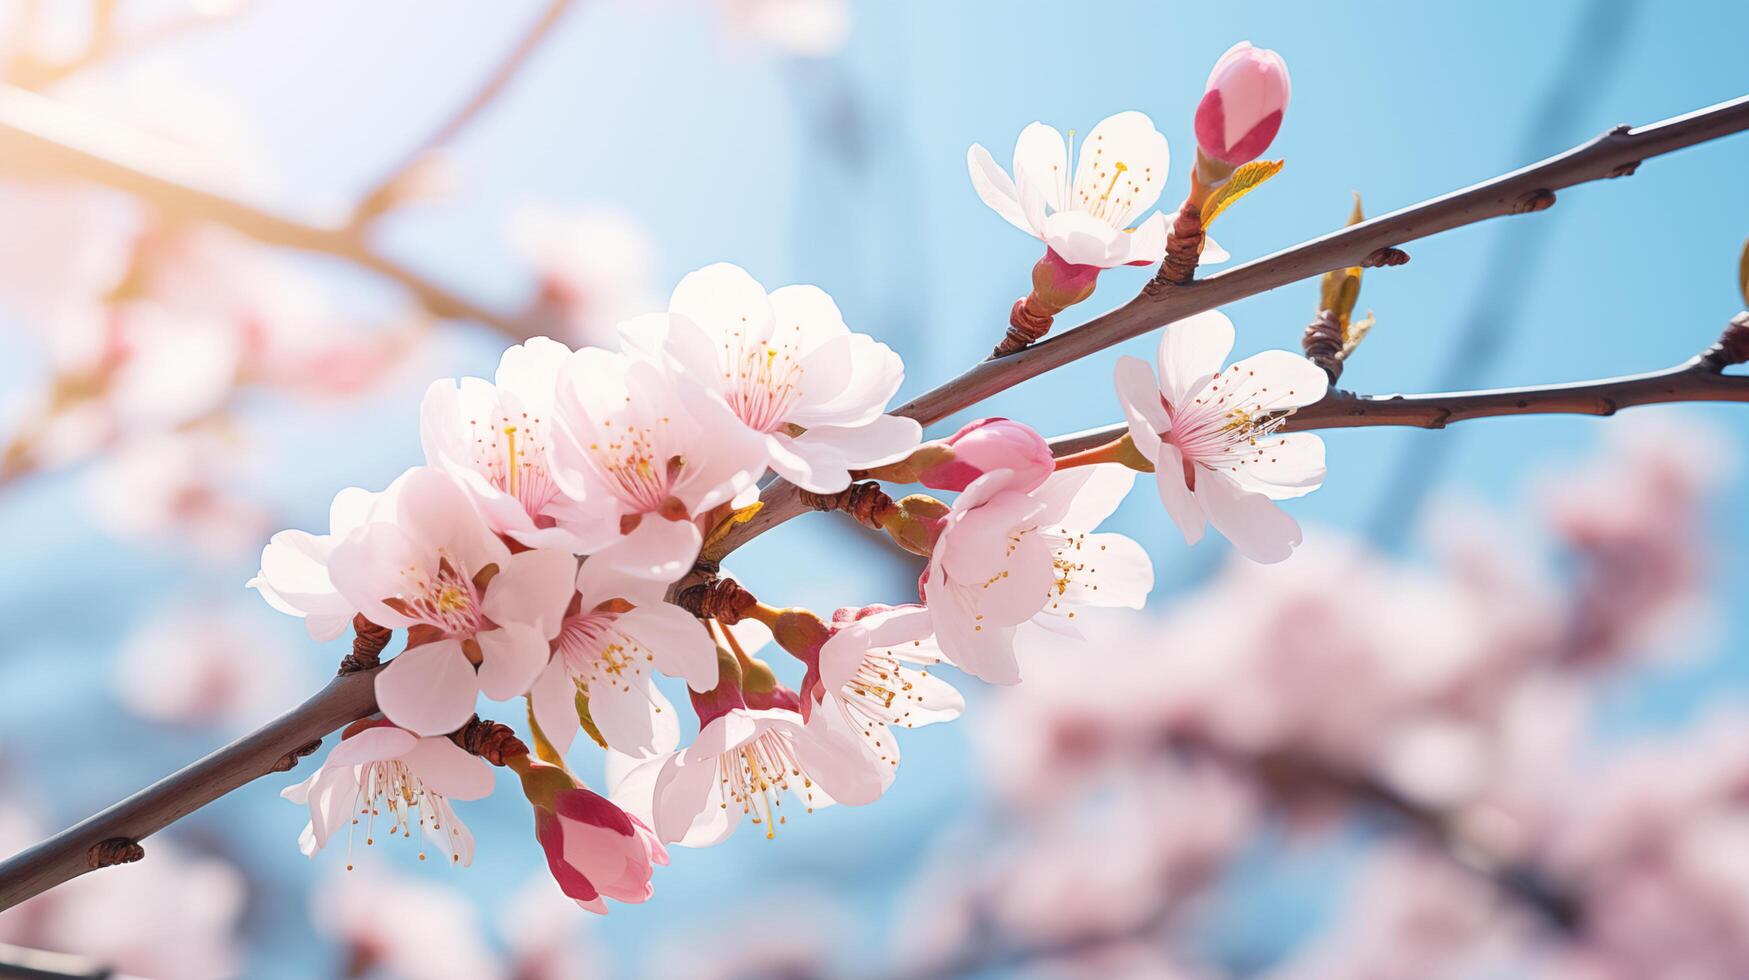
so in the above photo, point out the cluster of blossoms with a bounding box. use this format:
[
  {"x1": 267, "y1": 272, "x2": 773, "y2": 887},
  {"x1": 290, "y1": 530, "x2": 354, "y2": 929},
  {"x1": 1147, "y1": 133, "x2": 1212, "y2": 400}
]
[{"x1": 249, "y1": 40, "x2": 1314, "y2": 913}]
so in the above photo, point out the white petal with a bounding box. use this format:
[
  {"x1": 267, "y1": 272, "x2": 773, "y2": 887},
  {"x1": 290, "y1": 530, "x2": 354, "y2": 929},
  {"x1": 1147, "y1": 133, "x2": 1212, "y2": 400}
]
[
  {"x1": 1197, "y1": 469, "x2": 1303, "y2": 563},
  {"x1": 1158, "y1": 310, "x2": 1236, "y2": 408},
  {"x1": 1226, "y1": 432, "x2": 1327, "y2": 500},
  {"x1": 967, "y1": 143, "x2": 1032, "y2": 234},
  {"x1": 1012, "y1": 122, "x2": 1068, "y2": 226},
  {"x1": 1153, "y1": 442, "x2": 1207, "y2": 546},
  {"x1": 1068, "y1": 111, "x2": 1170, "y2": 227}
]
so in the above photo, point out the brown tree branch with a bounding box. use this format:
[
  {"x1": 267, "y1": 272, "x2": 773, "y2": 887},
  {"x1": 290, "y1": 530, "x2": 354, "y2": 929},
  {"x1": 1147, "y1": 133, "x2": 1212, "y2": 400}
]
[
  {"x1": 699, "y1": 96, "x2": 1749, "y2": 565},
  {"x1": 352, "y1": 0, "x2": 574, "y2": 224},
  {"x1": 0, "y1": 85, "x2": 526, "y2": 339},
  {"x1": 0, "y1": 667, "x2": 382, "y2": 912}
]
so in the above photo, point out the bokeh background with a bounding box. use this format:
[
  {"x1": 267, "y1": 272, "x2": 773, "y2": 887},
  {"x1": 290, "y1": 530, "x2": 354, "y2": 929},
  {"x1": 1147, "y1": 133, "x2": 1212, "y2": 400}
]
[{"x1": 2, "y1": 1, "x2": 1748, "y2": 977}]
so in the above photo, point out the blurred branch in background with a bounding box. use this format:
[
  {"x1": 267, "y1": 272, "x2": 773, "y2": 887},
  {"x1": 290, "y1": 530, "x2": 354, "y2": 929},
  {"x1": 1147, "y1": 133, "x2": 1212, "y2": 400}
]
[{"x1": 1368, "y1": 0, "x2": 1636, "y2": 544}]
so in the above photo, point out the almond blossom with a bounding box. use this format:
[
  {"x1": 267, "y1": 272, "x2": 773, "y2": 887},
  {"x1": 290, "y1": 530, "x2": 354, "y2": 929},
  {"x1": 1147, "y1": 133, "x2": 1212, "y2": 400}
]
[
  {"x1": 250, "y1": 482, "x2": 382, "y2": 642},
  {"x1": 325, "y1": 467, "x2": 577, "y2": 735},
  {"x1": 283, "y1": 719, "x2": 496, "y2": 867},
  {"x1": 623, "y1": 263, "x2": 921, "y2": 493},
  {"x1": 549, "y1": 346, "x2": 768, "y2": 581},
  {"x1": 803, "y1": 604, "x2": 963, "y2": 781},
  {"x1": 421, "y1": 336, "x2": 592, "y2": 550},
  {"x1": 529, "y1": 560, "x2": 718, "y2": 756},
  {"x1": 923, "y1": 464, "x2": 1153, "y2": 684},
  {"x1": 967, "y1": 111, "x2": 1176, "y2": 270},
  {"x1": 1114, "y1": 310, "x2": 1328, "y2": 563}
]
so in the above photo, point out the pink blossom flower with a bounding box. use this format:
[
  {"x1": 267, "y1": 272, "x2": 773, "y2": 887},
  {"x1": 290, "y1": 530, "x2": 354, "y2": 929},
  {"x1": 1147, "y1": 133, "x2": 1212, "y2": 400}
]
[
  {"x1": 923, "y1": 464, "x2": 1152, "y2": 684},
  {"x1": 330, "y1": 469, "x2": 575, "y2": 735},
  {"x1": 919, "y1": 417, "x2": 1055, "y2": 494},
  {"x1": 623, "y1": 263, "x2": 921, "y2": 493},
  {"x1": 282, "y1": 719, "x2": 495, "y2": 866},
  {"x1": 610, "y1": 696, "x2": 884, "y2": 846},
  {"x1": 968, "y1": 112, "x2": 1173, "y2": 269},
  {"x1": 1194, "y1": 41, "x2": 1291, "y2": 167},
  {"x1": 421, "y1": 336, "x2": 593, "y2": 551},
  {"x1": 1114, "y1": 310, "x2": 1328, "y2": 563},
  {"x1": 518, "y1": 760, "x2": 666, "y2": 914},
  {"x1": 549, "y1": 346, "x2": 768, "y2": 581},
  {"x1": 801, "y1": 604, "x2": 962, "y2": 783},
  {"x1": 528, "y1": 560, "x2": 718, "y2": 756},
  {"x1": 250, "y1": 482, "x2": 383, "y2": 642}
]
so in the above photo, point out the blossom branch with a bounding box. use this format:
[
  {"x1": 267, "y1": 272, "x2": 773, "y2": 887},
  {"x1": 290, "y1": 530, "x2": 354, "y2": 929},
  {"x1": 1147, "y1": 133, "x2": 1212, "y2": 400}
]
[
  {"x1": 0, "y1": 85, "x2": 527, "y2": 338},
  {"x1": 1045, "y1": 313, "x2": 1749, "y2": 456},
  {"x1": 701, "y1": 96, "x2": 1749, "y2": 565},
  {"x1": 351, "y1": 0, "x2": 574, "y2": 224},
  {"x1": 0, "y1": 665, "x2": 383, "y2": 912}
]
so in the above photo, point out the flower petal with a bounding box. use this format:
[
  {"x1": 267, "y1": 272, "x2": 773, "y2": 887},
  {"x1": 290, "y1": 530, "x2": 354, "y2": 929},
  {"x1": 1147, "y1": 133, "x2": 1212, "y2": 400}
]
[
  {"x1": 1154, "y1": 442, "x2": 1207, "y2": 546},
  {"x1": 475, "y1": 622, "x2": 551, "y2": 701},
  {"x1": 480, "y1": 548, "x2": 577, "y2": 638},
  {"x1": 1158, "y1": 310, "x2": 1235, "y2": 407},
  {"x1": 375, "y1": 640, "x2": 479, "y2": 736},
  {"x1": 402, "y1": 736, "x2": 497, "y2": 801},
  {"x1": 1198, "y1": 469, "x2": 1303, "y2": 563},
  {"x1": 967, "y1": 143, "x2": 1033, "y2": 234}
]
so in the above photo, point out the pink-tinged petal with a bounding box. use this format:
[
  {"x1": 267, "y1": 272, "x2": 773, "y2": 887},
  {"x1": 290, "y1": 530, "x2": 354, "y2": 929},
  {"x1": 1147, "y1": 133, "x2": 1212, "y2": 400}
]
[
  {"x1": 1031, "y1": 463, "x2": 1134, "y2": 531},
  {"x1": 537, "y1": 809, "x2": 602, "y2": 903},
  {"x1": 1039, "y1": 209, "x2": 1127, "y2": 268},
  {"x1": 594, "y1": 517, "x2": 703, "y2": 583},
  {"x1": 530, "y1": 660, "x2": 582, "y2": 755},
  {"x1": 925, "y1": 575, "x2": 1022, "y2": 685},
  {"x1": 402, "y1": 736, "x2": 497, "y2": 801},
  {"x1": 669, "y1": 262, "x2": 776, "y2": 346},
  {"x1": 480, "y1": 548, "x2": 577, "y2": 638},
  {"x1": 767, "y1": 283, "x2": 852, "y2": 359},
  {"x1": 1112, "y1": 210, "x2": 1170, "y2": 265},
  {"x1": 1197, "y1": 469, "x2": 1303, "y2": 563},
  {"x1": 328, "y1": 521, "x2": 428, "y2": 628},
  {"x1": 1153, "y1": 442, "x2": 1207, "y2": 546},
  {"x1": 790, "y1": 334, "x2": 906, "y2": 429},
  {"x1": 1157, "y1": 310, "x2": 1236, "y2": 407},
  {"x1": 252, "y1": 530, "x2": 348, "y2": 619},
  {"x1": 574, "y1": 557, "x2": 667, "y2": 608},
  {"x1": 856, "y1": 604, "x2": 935, "y2": 650},
  {"x1": 968, "y1": 532, "x2": 1055, "y2": 626},
  {"x1": 1113, "y1": 354, "x2": 1169, "y2": 451},
  {"x1": 375, "y1": 639, "x2": 480, "y2": 736},
  {"x1": 651, "y1": 749, "x2": 730, "y2": 845},
  {"x1": 641, "y1": 312, "x2": 726, "y2": 392},
  {"x1": 475, "y1": 623, "x2": 551, "y2": 701},
  {"x1": 1011, "y1": 121, "x2": 1067, "y2": 223},
  {"x1": 668, "y1": 381, "x2": 770, "y2": 515},
  {"x1": 793, "y1": 413, "x2": 921, "y2": 470},
  {"x1": 764, "y1": 432, "x2": 851, "y2": 495},
  {"x1": 386, "y1": 467, "x2": 508, "y2": 575},
  {"x1": 1219, "y1": 348, "x2": 1330, "y2": 412},
  {"x1": 1057, "y1": 532, "x2": 1152, "y2": 609},
  {"x1": 1069, "y1": 111, "x2": 1170, "y2": 227},
  {"x1": 325, "y1": 725, "x2": 417, "y2": 768},
  {"x1": 615, "y1": 601, "x2": 717, "y2": 692},
  {"x1": 588, "y1": 678, "x2": 669, "y2": 756},
  {"x1": 785, "y1": 710, "x2": 885, "y2": 806},
  {"x1": 606, "y1": 749, "x2": 664, "y2": 825},
  {"x1": 967, "y1": 143, "x2": 1032, "y2": 234},
  {"x1": 554, "y1": 786, "x2": 636, "y2": 833},
  {"x1": 1227, "y1": 431, "x2": 1327, "y2": 500},
  {"x1": 940, "y1": 489, "x2": 1048, "y2": 585},
  {"x1": 299, "y1": 767, "x2": 357, "y2": 853},
  {"x1": 425, "y1": 800, "x2": 476, "y2": 866}
]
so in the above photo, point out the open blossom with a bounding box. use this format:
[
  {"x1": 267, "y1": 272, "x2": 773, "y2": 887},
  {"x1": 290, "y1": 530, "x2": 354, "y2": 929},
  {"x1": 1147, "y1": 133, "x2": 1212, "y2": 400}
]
[
  {"x1": 282, "y1": 719, "x2": 496, "y2": 867},
  {"x1": 923, "y1": 464, "x2": 1153, "y2": 684},
  {"x1": 550, "y1": 346, "x2": 768, "y2": 582},
  {"x1": 967, "y1": 111, "x2": 1172, "y2": 270},
  {"x1": 250, "y1": 483, "x2": 382, "y2": 641},
  {"x1": 421, "y1": 336, "x2": 592, "y2": 550},
  {"x1": 1194, "y1": 41, "x2": 1291, "y2": 167},
  {"x1": 326, "y1": 467, "x2": 576, "y2": 735},
  {"x1": 518, "y1": 760, "x2": 666, "y2": 914},
  {"x1": 623, "y1": 263, "x2": 921, "y2": 493},
  {"x1": 610, "y1": 674, "x2": 884, "y2": 846},
  {"x1": 1114, "y1": 310, "x2": 1328, "y2": 563},
  {"x1": 804, "y1": 604, "x2": 963, "y2": 780},
  {"x1": 529, "y1": 560, "x2": 718, "y2": 756},
  {"x1": 919, "y1": 417, "x2": 1055, "y2": 494}
]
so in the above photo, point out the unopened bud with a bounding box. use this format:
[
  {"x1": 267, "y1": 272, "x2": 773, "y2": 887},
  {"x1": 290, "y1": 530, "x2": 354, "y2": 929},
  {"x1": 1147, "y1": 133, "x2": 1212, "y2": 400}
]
[
  {"x1": 881, "y1": 494, "x2": 951, "y2": 557},
  {"x1": 919, "y1": 418, "x2": 1054, "y2": 493},
  {"x1": 1031, "y1": 249, "x2": 1101, "y2": 311},
  {"x1": 1194, "y1": 41, "x2": 1290, "y2": 169}
]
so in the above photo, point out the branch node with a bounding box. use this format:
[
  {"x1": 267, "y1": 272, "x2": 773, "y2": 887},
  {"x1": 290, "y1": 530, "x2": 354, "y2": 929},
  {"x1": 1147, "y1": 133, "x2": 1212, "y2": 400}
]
[
  {"x1": 1700, "y1": 312, "x2": 1749, "y2": 370},
  {"x1": 676, "y1": 576, "x2": 758, "y2": 625},
  {"x1": 1511, "y1": 188, "x2": 1557, "y2": 214},
  {"x1": 1154, "y1": 202, "x2": 1206, "y2": 286},
  {"x1": 339, "y1": 615, "x2": 392, "y2": 675},
  {"x1": 87, "y1": 838, "x2": 143, "y2": 869},
  {"x1": 270, "y1": 739, "x2": 323, "y2": 773},
  {"x1": 1302, "y1": 310, "x2": 1345, "y2": 383},
  {"x1": 798, "y1": 481, "x2": 897, "y2": 530},
  {"x1": 1361, "y1": 246, "x2": 1410, "y2": 268},
  {"x1": 450, "y1": 715, "x2": 528, "y2": 766},
  {"x1": 1607, "y1": 159, "x2": 1641, "y2": 178},
  {"x1": 992, "y1": 295, "x2": 1055, "y2": 358}
]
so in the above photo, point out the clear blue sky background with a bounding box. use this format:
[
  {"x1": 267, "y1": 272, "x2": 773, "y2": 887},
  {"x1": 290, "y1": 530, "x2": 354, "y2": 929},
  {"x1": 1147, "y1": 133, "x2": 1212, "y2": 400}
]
[{"x1": 2, "y1": 1, "x2": 1747, "y2": 975}]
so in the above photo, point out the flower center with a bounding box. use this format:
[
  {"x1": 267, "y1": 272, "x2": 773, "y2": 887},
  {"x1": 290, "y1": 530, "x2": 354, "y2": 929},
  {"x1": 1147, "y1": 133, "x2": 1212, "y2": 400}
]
[
  {"x1": 718, "y1": 730, "x2": 816, "y2": 840},
  {"x1": 391, "y1": 555, "x2": 485, "y2": 636},
  {"x1": 555, "y1": 611, "x2": 655, "y2": 694},
  {"x1": 346, "y1": 760, "x2": 467, "y2": 866},
  {"x1": 469, "y1": 414, "x2": 561, "y2": 519},
  {"x1": 1166, "y1": 366, "x2": 1302, "y2": 473},
  {"x1": 588, "y1": 416, "x2": 683, "y2": 514},
  {"x1": 724, "y1": 334, "x2": 804, "y2": 433}
]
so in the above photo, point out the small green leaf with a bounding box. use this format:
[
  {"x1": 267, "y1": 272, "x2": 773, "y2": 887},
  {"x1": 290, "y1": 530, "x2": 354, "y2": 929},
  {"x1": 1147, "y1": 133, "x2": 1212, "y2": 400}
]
[
  {"x1": 1201, "y1": 159, "x2": 1284, "y2": 226},
  {"x1": 575, "y1": 690, "x2": 609, "y2": 751},
  {"x1": 1739, "y1": 236, "x2": 1748, "y2": 307},
  {"x1": 701, "y1": 501, "x2": 762, "y2": 552}
]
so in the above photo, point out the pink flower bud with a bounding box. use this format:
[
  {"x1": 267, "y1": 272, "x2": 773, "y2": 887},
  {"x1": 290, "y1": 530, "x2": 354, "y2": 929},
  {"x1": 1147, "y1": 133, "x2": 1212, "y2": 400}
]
[
  {"x1": 1194, "y1": 41, "x2": 1290, "y2": 166},
  {"x1": 919, "y1": 418, "x2": 1055, "y2": 494},
  {"x1": 1030, "y1": 249, "x2": 1102, "y2": 311},
  {"x1": 519, "y1": 761, "x2": 667, "y2": 914}
]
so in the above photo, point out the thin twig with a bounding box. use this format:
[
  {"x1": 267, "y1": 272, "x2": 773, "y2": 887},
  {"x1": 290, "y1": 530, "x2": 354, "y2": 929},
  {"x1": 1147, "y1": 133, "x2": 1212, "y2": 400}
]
[
  {"x1": 0, "y1": 85, "x2": 526, "y2": 339},
  {"x1": 0, "y1": 667, "x2": 382, "y2": 912},
  {"x1": 352, "y1": 0, "x2": 573, "y2": 224},
  {"x1": 700, "y1": 97, "x2": 1749, "y2": 564}
]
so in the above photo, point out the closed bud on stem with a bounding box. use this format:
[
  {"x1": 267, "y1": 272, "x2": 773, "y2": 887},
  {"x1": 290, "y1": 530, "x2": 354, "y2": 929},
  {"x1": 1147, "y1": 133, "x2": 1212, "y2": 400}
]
[
  {"x1": 513, "y1": 757, "x2": 666, "y2": 914},
  {"x1": 995, "y1": 250, "x2": 1102, "y2": 357},
  {"x1": 688, "y1": 646, "x2": 749, "y2": 726},
  {"x1": 881, "y1": 493, "x2": 952, "y2": 558},
  {"x1": 1195, "y1": 41, "x2": 1290, "y2": 170},
  {"x1": 918, "y1": 418, "x2": 1055, "y2": 493}
]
